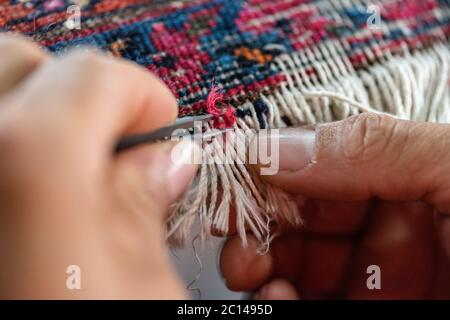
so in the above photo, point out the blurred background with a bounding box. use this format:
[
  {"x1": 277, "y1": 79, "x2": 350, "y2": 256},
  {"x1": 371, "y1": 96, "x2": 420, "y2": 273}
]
[{"x1": 170, "y1": 222, "x2": 244, "y2": 300}]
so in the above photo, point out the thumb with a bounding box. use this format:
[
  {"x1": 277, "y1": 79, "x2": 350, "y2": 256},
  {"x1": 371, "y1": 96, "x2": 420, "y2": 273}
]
[
  {"x1": 252, "y1": 113, "x2": 450, "y2": 212},
  {"x1": 107, "y1": 140, "x2": 198, "y2": 299},
  {"x1": 114, "y1": 140, "x2": 199, "y2": 220}
]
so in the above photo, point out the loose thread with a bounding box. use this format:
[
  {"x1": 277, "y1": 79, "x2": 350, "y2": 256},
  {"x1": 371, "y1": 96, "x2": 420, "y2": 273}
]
[
  {"x1": 186, "y1": 234, "x2": 202, "y2": 300},
  {"x1": 206, "y1": 85, "x2": 237, "y2": 129}
]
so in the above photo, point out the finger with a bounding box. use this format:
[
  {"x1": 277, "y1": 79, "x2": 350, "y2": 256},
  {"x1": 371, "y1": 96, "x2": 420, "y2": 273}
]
[
  {"x1": 213, "y1": 200, "x2": 369, "y2": 239},
  {"x1": 270, "y1": 234, "x2": 303, "y2": 284},
  {"x1": 251, "y1": 113, "x2": 450, "y2": 211},
  {"x1": 0, "y1": 34, "x2": 49, "y2": 97},
  {"x1": 114, "y1": 141, "x2": 199, "y2": 217},
  {"x1": 213, "y1": 199, "x2": 369, "y2": 238},
  {"x1": 301, "y1": 199, "x2": 370, "y2": 236},
  {"x1": 434, "y1": 212, "x2": 450, "y2": 282},
  {"x1": 299, "y1": 237, "x2": 354, "y2": 299},
  {"x1": 255, "y1": 279, "x2": 300, "y2": 300},
  {"x1": 434, "y1": 211, "x2": 450, "y2": 266},
  {"x1": 8, "y1": 50, "x2": 177, "y2": 159},
  {"x1": 345, "y1": 201, "x2": 436, "y2": 299},
  {"x1": 220, "y1": 235, "x2": 273, "y2": 292},
  {"x1": 426, "y1": 234, "x2": 450, "y2": 299}
]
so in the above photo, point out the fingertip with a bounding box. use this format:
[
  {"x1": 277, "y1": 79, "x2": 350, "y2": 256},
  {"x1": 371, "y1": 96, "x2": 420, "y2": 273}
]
[
  {"x1": 111, "y1": 58, "x2": 179, "y2": 135},
  {"x1": 247, "y1": 127, "x2": 316, "y2": 193},
  {"x1": 147, "y1": 71, "x2": 178, "y2": 120},
  {"x1": 220, "y1": 235, "x2": 273, "y2": 292},
  {"x1": 121, "y1": 58, "x2": 178, "y2": 133}
]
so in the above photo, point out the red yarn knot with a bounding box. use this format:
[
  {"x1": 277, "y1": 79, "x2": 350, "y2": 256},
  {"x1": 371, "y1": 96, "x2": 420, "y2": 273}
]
[{"x1": 206, "y1": 86, "x2": 236, "y2": 129}]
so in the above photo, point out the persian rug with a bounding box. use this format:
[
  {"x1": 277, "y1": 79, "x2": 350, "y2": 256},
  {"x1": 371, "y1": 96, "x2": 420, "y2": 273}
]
[{"x1": 1, "y1": 0, "x2": 450, "y2": 249}]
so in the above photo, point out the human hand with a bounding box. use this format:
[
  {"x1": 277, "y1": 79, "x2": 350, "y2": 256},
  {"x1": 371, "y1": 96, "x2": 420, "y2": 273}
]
[
  {"x1": 220, "y1": 113, "x2": 450, "y2": 299},
  {"x1": 0, "y1": 35, "x2": 198, "y2": 299}
]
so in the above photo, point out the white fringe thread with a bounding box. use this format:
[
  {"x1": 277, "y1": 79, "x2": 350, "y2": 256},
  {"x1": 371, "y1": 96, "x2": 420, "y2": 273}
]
[{"x1": 167, "y1": 42, "x2": 450, "y2": 250}]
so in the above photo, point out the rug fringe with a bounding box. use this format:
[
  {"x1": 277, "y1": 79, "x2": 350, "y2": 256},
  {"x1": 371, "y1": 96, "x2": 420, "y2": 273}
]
[{"x1": 167, "y1": 42, "x2": 450, "y2": 248}]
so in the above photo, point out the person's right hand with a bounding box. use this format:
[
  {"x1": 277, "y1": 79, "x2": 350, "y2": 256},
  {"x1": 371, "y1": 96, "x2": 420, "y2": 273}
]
[{"x1": 220, "y1": 113, "x2": 450, "y2": 299}]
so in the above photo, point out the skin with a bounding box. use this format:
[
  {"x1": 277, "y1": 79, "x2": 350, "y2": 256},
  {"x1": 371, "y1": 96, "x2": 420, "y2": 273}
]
[
  {"x1": 0, "y1": 35, "x2": 198, "y2": 299},
  {"x1": 1, "y1": 34, "x2": 450, "y2": 299},
  {"x1": 220, "y1": 115, "x2": 450, "y2": 299}
]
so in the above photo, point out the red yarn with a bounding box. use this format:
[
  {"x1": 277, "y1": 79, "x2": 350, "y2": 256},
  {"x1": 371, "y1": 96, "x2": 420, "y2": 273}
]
[{"x1": 206, "y1": 86, "x2": 237, "y2": 129}]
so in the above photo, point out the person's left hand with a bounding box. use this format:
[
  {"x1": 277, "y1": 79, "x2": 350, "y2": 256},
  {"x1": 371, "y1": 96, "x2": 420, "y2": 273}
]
[
  {"x1": 219, "y1": 115, "x2": 450, "y2": 299},
  {"x1": 0, "y1": 34, "x2": 198, "y2": 299}
]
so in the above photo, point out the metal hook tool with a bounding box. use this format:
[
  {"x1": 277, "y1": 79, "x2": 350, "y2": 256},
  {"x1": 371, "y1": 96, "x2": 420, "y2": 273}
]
[{"x1": 115, "y1": 114, "x2": 230, "y2": 152}]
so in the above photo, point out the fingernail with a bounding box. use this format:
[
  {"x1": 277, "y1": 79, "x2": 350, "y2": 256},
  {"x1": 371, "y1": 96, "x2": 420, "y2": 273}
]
[
  {"x1": 276, "y1": 128, "x2": 316, "y2": 171},
  {"x1": 167, "y1": 140, "x2": 201, "y2": 200},
  {"x1": 252, "y1": 128, "x2": 316, "y2": 172}
]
